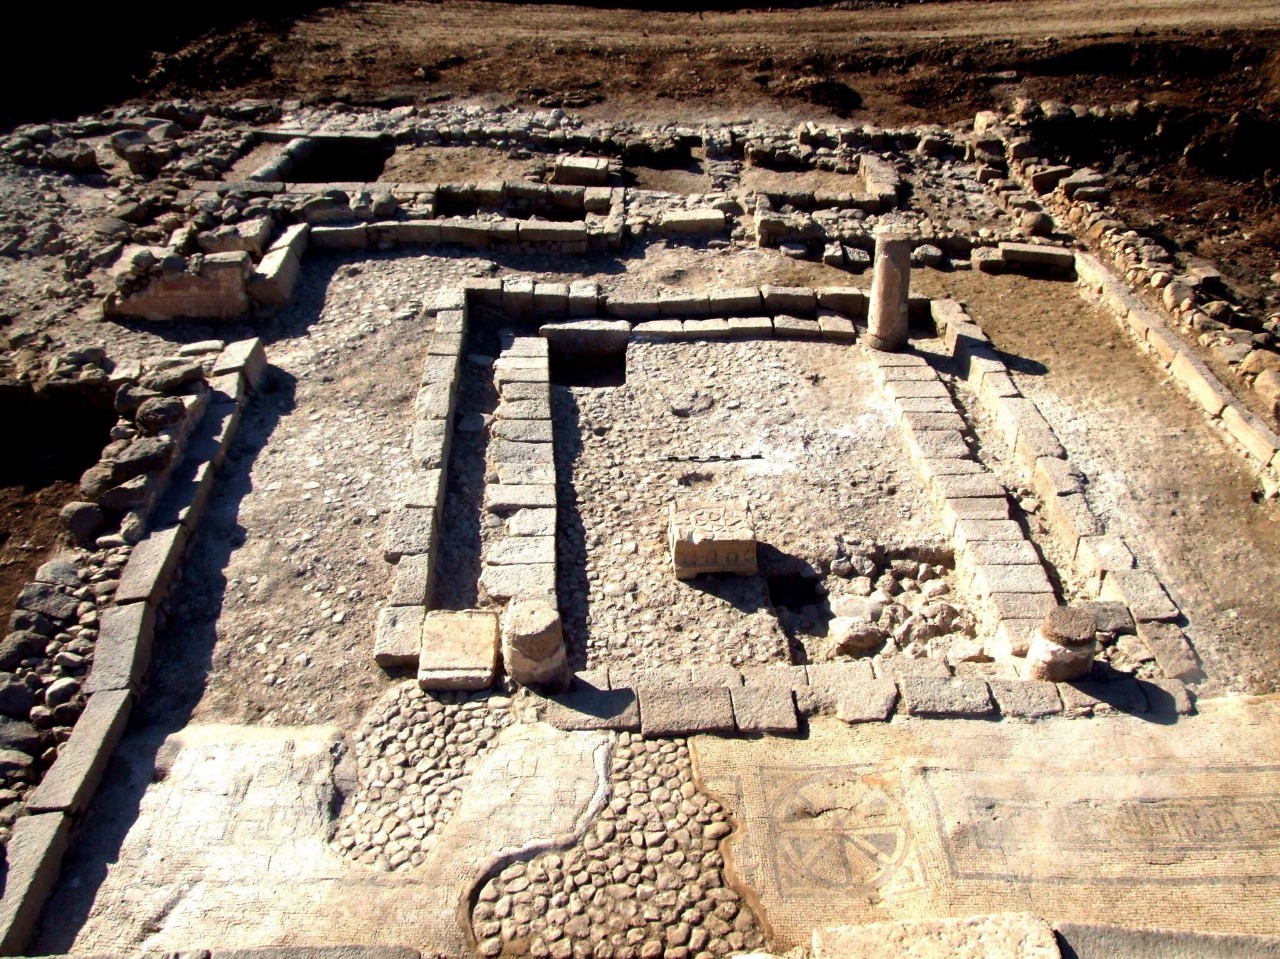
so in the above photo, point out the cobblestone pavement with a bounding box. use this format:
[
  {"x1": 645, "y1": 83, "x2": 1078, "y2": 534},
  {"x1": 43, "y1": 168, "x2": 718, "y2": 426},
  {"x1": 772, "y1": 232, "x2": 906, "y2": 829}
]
[
  {"x1": 473, "y1": 732, "x2": 765, "y2": 959},
  {"x1": 332, "y1": 683, "x2": 514, "y2": 871},
  {"x1": 694, "y1": 698, "x2": 1280, "y2": 949}
]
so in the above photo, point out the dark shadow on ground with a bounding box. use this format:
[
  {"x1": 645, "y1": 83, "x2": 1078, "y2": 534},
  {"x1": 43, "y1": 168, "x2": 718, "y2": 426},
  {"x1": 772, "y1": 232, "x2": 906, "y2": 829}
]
[
  {"x1": 432, "y1": 314, "x2": 502, "y2": 610},
  {"x1": 551, "y1": 386, "x2": 590, "y2": 672}
]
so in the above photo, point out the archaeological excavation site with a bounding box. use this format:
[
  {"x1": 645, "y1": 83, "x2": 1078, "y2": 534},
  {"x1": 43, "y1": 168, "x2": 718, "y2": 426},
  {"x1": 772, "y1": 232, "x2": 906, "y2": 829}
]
[{"x1": 1, "y1": 1, "x2": 1279, "y2": 957}]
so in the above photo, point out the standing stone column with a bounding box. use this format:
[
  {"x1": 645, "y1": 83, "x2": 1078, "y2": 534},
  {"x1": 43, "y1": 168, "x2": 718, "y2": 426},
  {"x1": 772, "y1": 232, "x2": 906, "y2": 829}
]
[
  {"x1": 501, "y1": 598, "x2": 570, "y2": 691},
  {"x1": 1022, "y1": 607, "x2": 1097, "y2": 682},
  {"x1": 865, "y1": 230, "x2": 912, "y2": 351}
]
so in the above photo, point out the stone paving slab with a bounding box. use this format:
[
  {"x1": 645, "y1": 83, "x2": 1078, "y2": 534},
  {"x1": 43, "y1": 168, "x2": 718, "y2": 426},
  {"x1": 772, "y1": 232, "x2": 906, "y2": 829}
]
[
  {"x1": 1101, "y1": 570, "x2": 1180, "y2": 623},
  {"x1": 518, "y1": 677, "x2": 641, "y2": 732},
  {"x1": 486, "y1": 535, "x2": 556, "y2": 566},
  {"x1": 814, "y1": 912, "x2": 1059, "y2": 959},
  {"x1": 479, "y1": 562, "x2": 556, "y2": 602},
  {"x1": 114, "y1": 525, "x2": 187, "y2": 606},
  {"x1": 988, "y1": 679, "x2": 1063, "y2": 719},
  {"x1": 1058, "y1": 677, "x2": 1149, "y2": 717},
  {"x1": 730, "y1": 686, "x2": 800, "y2": 735},
  {"x1": 639, "y1": 683, "x2": 735, "y2": 737},
  {"x1": 900, "y1": 677, "x2": 996, "y2": 717},
  {"x1": 26, "y1": 690, "x2": 133, "y2": 814},
  {"x1": 0, "y1": 812, "x2": 71, "y2": 953},
  {"x1": 797, "y1": 678, "x2": 900, "y2": 723}
]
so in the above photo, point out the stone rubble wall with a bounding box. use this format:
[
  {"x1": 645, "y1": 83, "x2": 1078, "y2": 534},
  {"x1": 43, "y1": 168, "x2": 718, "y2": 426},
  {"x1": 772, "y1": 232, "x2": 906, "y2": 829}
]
[
  {"x1": 969, "y1": 106, "x2": 1280, "y2": 438},
  {"x1": 0, "y1": 339, "x2": 268, "y2": 955}
]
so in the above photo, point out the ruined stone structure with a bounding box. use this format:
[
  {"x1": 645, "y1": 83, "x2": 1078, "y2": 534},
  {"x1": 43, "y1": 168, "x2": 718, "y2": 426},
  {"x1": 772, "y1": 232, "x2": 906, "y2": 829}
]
[{"x1": 0, "y1": 86, "x2": 1278, "y2": 959}]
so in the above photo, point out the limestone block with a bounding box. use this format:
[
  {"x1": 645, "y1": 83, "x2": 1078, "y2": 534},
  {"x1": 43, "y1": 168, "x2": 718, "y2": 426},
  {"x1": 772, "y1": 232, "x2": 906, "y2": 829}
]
[
  {"x1": 940, "y1": 497, "x2": 1010, "y2": 535},
  {"x1": 773, "y1": 314, "x2": 822, "y2": 340},
  {"x1": 499, "y1": 396, "x2": 552, "y2": 419},
  {"x1": 655, "y1": 209, "x2": 726, "y2": 236},
  {"x1": 0, "y1": 811, "x2": 71, "y2": 954},
  {"x1": 268, "y1": 221, "x2": 310, "y2": 259},
  {"x1": 532, "y1": 282, "x2": 570, "y2": 318},
  {"x1": 382, "y1": 506, "x2": 436, "y2": 563},
  {"x1": 727, "y1": 316, "x2": 774, "y2": 338},
  {"x1": 1170, "y1": 351, "x2": 1231, "y2": 418},
  {"x1": 603, "y1": 293, "x2": 661, "y2": 320},
  {"x1": 1136, "y1": 620, "x2": 1204, "y2": 683},
  {"x1": 25, "y1": 689, "x2": 132, "y2": 814},
  {"x1": 84, "y1": 602, "x2": 154, "y2": 694},
  {"x1": 997, "y1": 241, "x2": 1074, "y2": 271},
  {"x1": 480, "y1": 562, "x2": 556, "y2": 603},
  {"x1": 400, "y1": 469, "x2": 444, "y2": 512},
  {"x1": 1075, "y1": 535, "x2": 1135, "y2": 586},
  {"x1": 497, "y1": 464, "x2": 555, "y2": 486},
  {"x1": 540, "y1": 319, "x2": 631, "y2": 355},
  {"x1": 310, "y1": 224, "x2": 368, "y2": 249},
  {"x1": 1221, "y1": 404, "x2": 1280, "y2": 465},
  {"x1": 899, "y1": 676, "x2": 995, "y2": 717},
  {"x1": 817, "y1": 286, "x2": 868, "y2": 319},
  {"x1": 952, "y1": 519, "x2": 1027, "y2": 550},
  {"x1": 115, "y1": 525, "x2": 187, "y2": 606},
  {"x1": 387, "y1": 555, "x2": 435, "y2": 608},
  {"x1": 639, "y1": 683, "x2": 736, "y2": 737},
  {"x1": 669, "y1": 499, "x2": 757, "y2": 579},
  {"x1": 418, "y1": 609, "x2": 499, "y2": 690},
  {"x1": 439, "y1": 218, "x2": 491, "y2": 246},
  {"x1": 519, "y1": 221, "x2": 587, "y2": 244},
  {"x1": 520, "y1": 675, "x2": 639, "y2": 731},
  {"x1": 729, "y1": 686, "x2": 799, "y2": 734},
  {"x1": 502, "y1": 277, "x2": 535, "y2": 316},
  {"x1": 509, "y1": 508, "x2": 557, "y2": 537},
  {"x1": 410, "y1": 417, "x2": 449, "y2": 470},
  {"x1": 817, "y1": 312, "x2": 857, "y2": 342},
  {"x1": 494, "y1": 419, "x2": 553, "y2": 443},
  {"x1": 761, "y1": 285, "x2": 817, "y2": 315},
  {"x1": 552, "y1": 156, "x2": 609, "y2": 186},
  {"x1": 1041, "y1": 491, "x2": 1104, "y2": 554},
  {"x1": 374, "y1": 604, "x2": 426, "y2": 667},
  {"x1": 491, "y1": 439, "x2": 554, "y2": 466},
  {"x1": 501, "y1": 599, "x2": 569, "y2": 689},
  {"x1": 709, "y1": 287, "x2": 762, "y2": 316},
  {"x1": 1100, "y1": 568, "x2": 1179, "y2": 622},
  {"x1": 487, "y1": 536, "x2": 556, "y2": 566},
  {"x1": 987, "y1": 679, "x2": 1063, "y2": 719},
  {"x1": 1032, "y1": 455, "x2": 1085, "y2": 500},
  {"x1": 658, "y1": 291, "x2": 712, "y2": 318},
  {"x1": 567, "y1": 280, "x2": 599, "y2": 317},
  {"x1": 248, "y1": 248, "x2": 301, "y2": 307}
]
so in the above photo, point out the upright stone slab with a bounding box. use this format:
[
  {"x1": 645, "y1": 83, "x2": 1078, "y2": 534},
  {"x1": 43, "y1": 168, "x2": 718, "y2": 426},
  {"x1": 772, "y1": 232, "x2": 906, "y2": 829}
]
[
  {"x1": 865, "y1": 231, "x2": 911, "y2": 351},
  {"x1": 1022, "y1": 606, "x2": 1097, "y2": 682}
]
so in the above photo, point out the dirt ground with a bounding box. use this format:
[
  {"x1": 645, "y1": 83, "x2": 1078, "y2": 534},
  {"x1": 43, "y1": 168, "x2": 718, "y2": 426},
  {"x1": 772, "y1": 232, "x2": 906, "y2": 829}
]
[
  {"x1": 914, "y1": 269, "x2": 1280, "y2": 696},
  {"x1": 379, "y1": 145, "x2": 540, "y2": 184}
]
